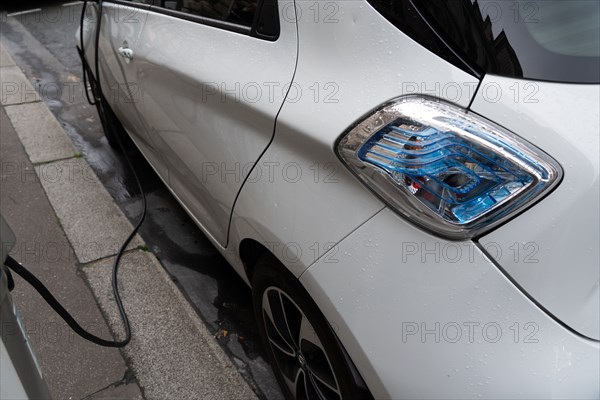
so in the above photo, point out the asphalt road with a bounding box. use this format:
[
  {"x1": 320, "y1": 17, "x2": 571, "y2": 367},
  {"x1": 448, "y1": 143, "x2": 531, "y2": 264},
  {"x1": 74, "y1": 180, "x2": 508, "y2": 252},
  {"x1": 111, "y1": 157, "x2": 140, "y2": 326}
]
[{"x1": 1, "y1": 2, "x2": 282, "y2": 398}]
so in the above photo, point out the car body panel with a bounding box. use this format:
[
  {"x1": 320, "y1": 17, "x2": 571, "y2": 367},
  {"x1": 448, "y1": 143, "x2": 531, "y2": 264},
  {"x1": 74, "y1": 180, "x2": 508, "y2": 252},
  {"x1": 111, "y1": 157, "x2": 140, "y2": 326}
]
[
  {"x1": 227, "y1": 132, "x2": 386, "y2": 281},
  {"x1": 274, "y1": 0, "x2": 478, "y2": 147},
  {"x1": 300, "y1": 207, "x2": 600, "y2": 399},
  {"x1": 472, "y1": 75, "x2": 600, "y2": 341},
  {"x1": 228, "y1": 0, "x2": 479, "y2": 279},
  {"x1": 126, "y1": 2, "x2": 298, "y2": 246}
]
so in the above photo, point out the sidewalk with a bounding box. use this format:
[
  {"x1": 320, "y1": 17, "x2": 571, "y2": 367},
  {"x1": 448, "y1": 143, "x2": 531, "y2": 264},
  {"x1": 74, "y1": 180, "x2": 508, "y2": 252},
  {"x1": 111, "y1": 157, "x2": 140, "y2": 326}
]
[{"x1": 1, "y1": 37, "x2": 256, "y2": 400}]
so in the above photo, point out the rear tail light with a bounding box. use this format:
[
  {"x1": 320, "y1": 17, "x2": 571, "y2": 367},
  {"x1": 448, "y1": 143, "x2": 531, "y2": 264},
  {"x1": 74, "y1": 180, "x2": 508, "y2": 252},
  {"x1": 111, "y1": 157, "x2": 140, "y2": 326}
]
[{"x1": 336, "y1": 96, "x2": 562, "y2": 239}]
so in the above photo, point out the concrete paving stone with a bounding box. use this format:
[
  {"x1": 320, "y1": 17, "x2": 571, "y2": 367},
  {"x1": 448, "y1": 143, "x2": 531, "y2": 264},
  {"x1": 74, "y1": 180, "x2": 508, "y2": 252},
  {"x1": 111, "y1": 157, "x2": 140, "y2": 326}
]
[
  {"x1": 86, "y1": 381, "x2": 144, "y2": 400},
  {"x1": 0, "y1": 43, "x2": 16, "y2": 67},
  {"x1": 0, "y1": 65, "x2": 40, "y2": 105},
  {"x1": 33, "y1": 157, "x2": 143, "y2": 264},
  {"x1": 83, "y1": 250, "x2": 258, "y2": 400},
  {"x1": 5, "y1": 101, "x2": 76, "y2": 164},
  {"x1": 0, "y1": 106, "x2": 134, "y2": 400}
]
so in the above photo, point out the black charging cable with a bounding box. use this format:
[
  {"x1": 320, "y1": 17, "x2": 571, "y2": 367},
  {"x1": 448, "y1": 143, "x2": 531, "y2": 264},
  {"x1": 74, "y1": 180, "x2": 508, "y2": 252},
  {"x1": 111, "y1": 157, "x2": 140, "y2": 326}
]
[
  {"x1": 4, "y1": 0, "x2": 146, "y2": 348},
  {"x1": 80, "y1": 0, "x2": 96, "y2": 106},
  {"x1": 6, "y1": 255, "x2": 128, "y2": 348}
]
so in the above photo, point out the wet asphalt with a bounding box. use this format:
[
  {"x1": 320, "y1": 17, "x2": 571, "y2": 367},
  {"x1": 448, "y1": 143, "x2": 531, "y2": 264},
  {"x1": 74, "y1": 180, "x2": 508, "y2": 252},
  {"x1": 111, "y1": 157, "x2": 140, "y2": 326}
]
[{"x1": 1, "y1": 1, "x2": 282, "y2": 398}]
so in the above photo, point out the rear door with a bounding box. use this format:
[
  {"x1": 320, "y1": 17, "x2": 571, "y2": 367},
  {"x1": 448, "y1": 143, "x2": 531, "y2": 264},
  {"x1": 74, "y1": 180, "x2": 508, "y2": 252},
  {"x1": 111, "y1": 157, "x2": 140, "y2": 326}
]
[{"x1": 130, "y1": 0, "x2": 297, "y2": 246}]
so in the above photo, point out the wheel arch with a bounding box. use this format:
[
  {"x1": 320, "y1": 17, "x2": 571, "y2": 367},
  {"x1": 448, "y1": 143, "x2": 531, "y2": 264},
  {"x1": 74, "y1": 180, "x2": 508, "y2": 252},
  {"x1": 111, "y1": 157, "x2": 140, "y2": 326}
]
[
  {"x1": 239, "y1": 238, "x2": 273, "y2": 285},
  {"x1": 249, "y1": 245, "x2": 375, "y2": 399}
]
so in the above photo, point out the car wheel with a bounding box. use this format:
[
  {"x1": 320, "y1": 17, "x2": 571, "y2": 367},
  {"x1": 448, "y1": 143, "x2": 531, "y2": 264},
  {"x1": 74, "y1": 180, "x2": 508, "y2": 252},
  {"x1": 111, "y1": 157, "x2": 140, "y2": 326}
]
[{"x1": 252, "y1": 255, "x2": 371, "y2": 400}]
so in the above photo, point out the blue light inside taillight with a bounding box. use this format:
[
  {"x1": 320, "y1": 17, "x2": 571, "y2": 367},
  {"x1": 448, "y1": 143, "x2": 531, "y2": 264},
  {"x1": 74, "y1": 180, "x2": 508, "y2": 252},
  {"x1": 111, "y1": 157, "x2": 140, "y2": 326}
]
[
  {"x1": 337, "y1": 97, "x2": 562, "y2": 238},
  {"x1": 357, "y1": 120, "x2": 533, "y2": 224}
]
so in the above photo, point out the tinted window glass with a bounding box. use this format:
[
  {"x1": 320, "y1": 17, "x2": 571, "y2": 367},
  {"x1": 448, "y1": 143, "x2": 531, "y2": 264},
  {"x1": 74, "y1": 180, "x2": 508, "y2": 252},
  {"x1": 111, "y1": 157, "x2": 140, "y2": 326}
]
[
  {"x1": 367, "y1": 0, "x2": 482, "y2": 77},
  {"x1": 135, "y1": 0, "x2": 259, "y2": 27},
  {"x1": 369, "y1": 0, "x2": 600, "y2": 83}
]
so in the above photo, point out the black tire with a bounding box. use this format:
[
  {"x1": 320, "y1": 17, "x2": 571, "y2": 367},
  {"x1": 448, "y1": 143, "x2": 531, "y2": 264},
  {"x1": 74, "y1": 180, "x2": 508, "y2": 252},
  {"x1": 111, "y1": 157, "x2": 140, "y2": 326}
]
[{"x1": 252, "y1": 254, "x2": 372, "y2": 400}]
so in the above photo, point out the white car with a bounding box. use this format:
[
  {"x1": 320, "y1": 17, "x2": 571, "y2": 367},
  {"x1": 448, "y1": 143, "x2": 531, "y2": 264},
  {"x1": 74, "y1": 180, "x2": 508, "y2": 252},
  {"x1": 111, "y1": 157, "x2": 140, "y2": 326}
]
[{"x1": 79, "y1": 0, "x2": 599, "y2": 398}]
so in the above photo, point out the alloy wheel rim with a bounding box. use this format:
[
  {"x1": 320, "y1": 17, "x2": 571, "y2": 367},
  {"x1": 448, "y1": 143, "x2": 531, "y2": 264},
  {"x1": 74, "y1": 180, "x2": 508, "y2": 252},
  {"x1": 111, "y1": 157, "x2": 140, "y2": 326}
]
[{"x1": 262, "y1": 286, "x2": 341, "y2": 400}]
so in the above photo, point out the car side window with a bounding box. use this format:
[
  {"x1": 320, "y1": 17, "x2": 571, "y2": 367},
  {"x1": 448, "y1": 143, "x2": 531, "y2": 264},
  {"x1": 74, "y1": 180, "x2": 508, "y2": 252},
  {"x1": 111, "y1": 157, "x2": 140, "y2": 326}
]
[
  {"x1": 368, "y1": 0, "x2": 600, "y2": 83},
  {"x1": 116, "y1": 0, "x2": 278, "y2": 39},
  {"x1": 148, "y1": 0, "x2": 259, "y2": 27}
]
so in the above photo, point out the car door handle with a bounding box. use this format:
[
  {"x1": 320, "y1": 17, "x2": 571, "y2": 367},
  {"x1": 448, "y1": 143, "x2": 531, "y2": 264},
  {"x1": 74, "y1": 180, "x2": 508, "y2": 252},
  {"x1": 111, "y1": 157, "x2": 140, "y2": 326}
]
[{"x1": 117, "y1": 46, "x2": 134, "y2": 62}]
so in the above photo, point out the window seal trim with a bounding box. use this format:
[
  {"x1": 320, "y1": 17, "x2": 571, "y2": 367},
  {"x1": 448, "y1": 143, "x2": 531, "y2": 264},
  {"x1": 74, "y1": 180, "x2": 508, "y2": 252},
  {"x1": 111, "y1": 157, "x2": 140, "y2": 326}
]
[
  {"x1": 106, "y1": 0, "x2": 278, "y2": 40},
  {"x1": 408, "y1": 0, "x2": 482, "y2": 78}
]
